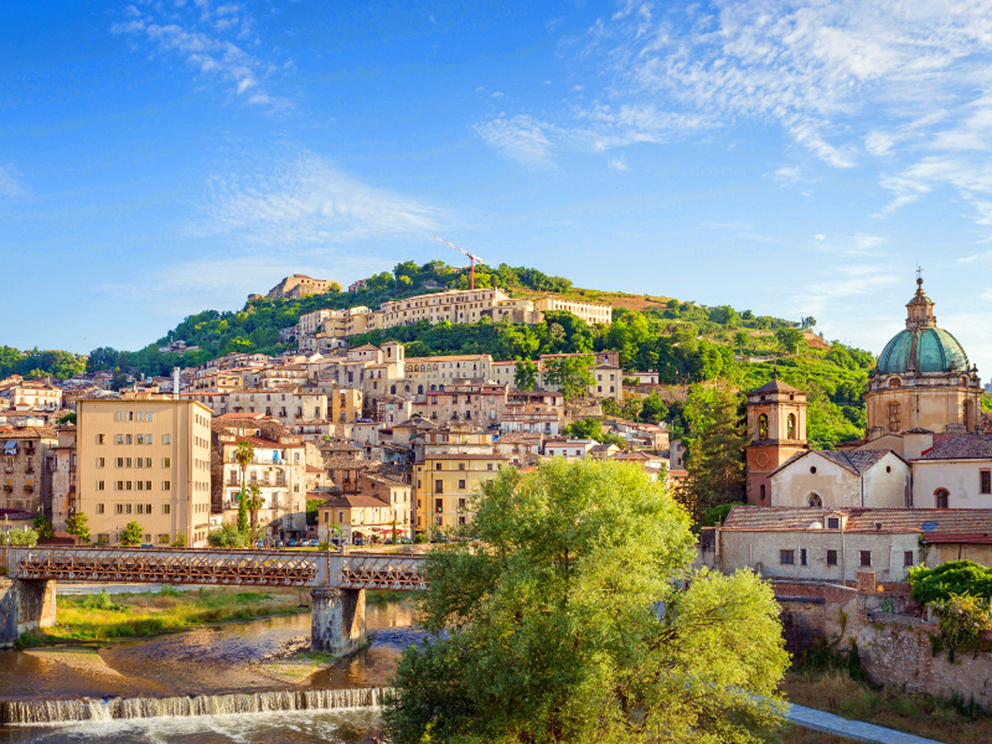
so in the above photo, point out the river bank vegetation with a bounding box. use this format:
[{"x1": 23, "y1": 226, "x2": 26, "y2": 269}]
[
  {"x1": 18, "y1": 586, "x2": 310, "y2": 645},
  {"x1": 783, "y1": 667, "x2": 992, "y2": 743}
]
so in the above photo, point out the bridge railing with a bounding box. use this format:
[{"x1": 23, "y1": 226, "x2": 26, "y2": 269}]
[
  {"x1": 8, "y1": 546, "x2": 319, "y2": 587},
  {"x1": 6, "y1": 547, "x2": 426, "y2": 590}
]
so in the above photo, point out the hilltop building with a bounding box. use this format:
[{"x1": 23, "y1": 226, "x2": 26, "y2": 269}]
[
  {"x1": 296, "y1": 286, "x2": 612, "y2": 350},
  {"x1": 261, "y1": 274, "x2": 340, "y2": 300}
]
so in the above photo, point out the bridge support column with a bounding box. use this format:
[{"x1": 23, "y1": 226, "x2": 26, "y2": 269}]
[
  {"x1": 0, "y1": 578, "x2": 56, "y2": 648},
  {"x1": 311, "y1": 587, "x2": 366, "y2": 656}
]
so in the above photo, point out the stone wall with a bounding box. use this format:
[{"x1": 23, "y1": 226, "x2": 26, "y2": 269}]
[
  {"x1": 777, "y1": 577, "x2": 992, "y2": 707},
  {"x1": 0, "y1": 578, "x2": 56, "y2": 648}
]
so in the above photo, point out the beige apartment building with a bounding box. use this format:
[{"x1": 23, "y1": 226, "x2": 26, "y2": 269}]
[
  {"x1": 404, "y1": 354, "x2": 493, "y2": 390},
  {"x1": 76, "y1": 398, "x2": 213, "y2": 547},
  {"x1": 533, "y1": 297, "x2": 612, "y2": 325}
]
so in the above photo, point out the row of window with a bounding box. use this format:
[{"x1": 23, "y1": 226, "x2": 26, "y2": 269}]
[
  {"x1": 780, "y1": 548, "x2": 914, "y2": 568},
  {"x1": 95, "y1": 503, "x2": 171, "y2": 515},
  {"x1": 98, "y1": 457, "x2": 171, "y2": 468},
  {"x1": 99, "y1": 433, "x2": 171, "y2": 445},
  {"x1": 115, "y1": 411, "x2": 155, "y2": 422},
  {"x1": 96, "y1": 533, "x2": 171, "y2": 544},
  {"x1": 97, "y1": 480, "x2": 171, "y2": 492}
]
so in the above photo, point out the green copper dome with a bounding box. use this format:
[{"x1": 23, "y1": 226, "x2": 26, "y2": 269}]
[{"x1": 876, "y1": 327, "x2": 970, "y2": 374}]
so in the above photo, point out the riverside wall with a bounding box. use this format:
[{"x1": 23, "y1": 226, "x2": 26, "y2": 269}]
[
  {"x1": 0, "y1": 577, "x2": 56, "y2": 647},
  {"x1": 776, "y1": 575, "x2": 992, "y2": 707}
]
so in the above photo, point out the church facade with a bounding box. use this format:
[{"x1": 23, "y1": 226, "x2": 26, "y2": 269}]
[{"x1": 746, "y1": 277, "x2": 987, "y2": 511}]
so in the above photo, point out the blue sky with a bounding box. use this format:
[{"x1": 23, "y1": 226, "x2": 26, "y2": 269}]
[{"x1": 5, "y1": 1, "x2": 992, "y2": 375}]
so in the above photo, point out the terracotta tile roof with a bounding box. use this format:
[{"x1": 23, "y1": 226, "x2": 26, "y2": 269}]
[
  {"x1": 749, "y1": 378, "x2": 804, "y2": 395},
  {"x1": 0, "y1": 426, "x2": 57, "y2": 441},
  {"x1": 722, "y1": 505, "x2": 992, "y2": 536},
  {"x1": 771, "y1": 448, "x2": 890, "y2": 477},
  {"x1": 320, "y1": 493, "x2": 388, "y2": 509},
  {"x1": 919, "y1": 434, "x2": 992, "y2": 460}
]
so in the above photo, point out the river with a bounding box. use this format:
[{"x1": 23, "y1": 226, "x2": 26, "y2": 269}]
[{"x1": 0, "y1": 598, "x2": 419, "y2": 743}]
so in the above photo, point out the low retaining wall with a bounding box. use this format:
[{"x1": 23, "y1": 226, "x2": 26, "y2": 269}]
[
  {"x1": 776, "y1": 578, "x2": 992, "y2": 707},
  {"x1": 0, "y1": 578, "x2": 56, "y2": 648}
]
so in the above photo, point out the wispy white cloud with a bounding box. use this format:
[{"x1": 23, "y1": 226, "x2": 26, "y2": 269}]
[
  {"x1": 99, "y1": 253, "x2": 387, "y2": 302},
  {"x1": 799, "y1": 264, "x2": 900, "y2": 317},
  {"x1": 111, "y1": 1, "x2": 284, "y2": 108},
  {"x1": 194, "y1": 152, "x2": 447, "y2": 245},
  {"x1": 481, "y1": 1, "x2": 992, "y2": 234},
  {"x1": 474, "y1": 115, "x2": 556, "y2": 169},
  {"x1": 0, "y1": 164, "x2": 26, "y2": 199},
  {"x1": 608, "y1": 156, "x2": 627, "y2": 172}
]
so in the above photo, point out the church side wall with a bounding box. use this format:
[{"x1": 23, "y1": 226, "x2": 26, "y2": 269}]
[
  {"x1": 861, "y1": 455, "x2": 911, "y2": 508},
  {"x1": 913, "y1": 460, "x2": 992, "y2": 509},
  {"x1": 770, "y1": 459, "x2": 859, "y2": 508}
]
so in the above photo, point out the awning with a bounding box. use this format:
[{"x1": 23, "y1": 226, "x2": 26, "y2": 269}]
[{"x1": 2, "y1": 441, "x2": 17, "y2": 453}]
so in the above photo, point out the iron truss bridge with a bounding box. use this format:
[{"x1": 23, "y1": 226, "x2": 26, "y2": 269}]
[{"x1": 6, "y1": 547, "x2": 425, "y2": 590}]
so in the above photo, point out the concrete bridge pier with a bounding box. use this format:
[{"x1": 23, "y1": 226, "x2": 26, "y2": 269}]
[
  {"x1": 311, "y1": 586, "x2": 366, "y2": 655},
  {"x1": 0, "y1": 578, "x2": 56, "y2": 648}
]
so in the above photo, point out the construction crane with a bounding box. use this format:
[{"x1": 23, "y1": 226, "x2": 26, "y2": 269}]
[{"x1": 430, "y1": 233, "x2": 484, "y2": 290}]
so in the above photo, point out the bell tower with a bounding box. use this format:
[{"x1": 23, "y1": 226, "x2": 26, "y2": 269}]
[{"x1": 745, "y1": 377, "x2": 807, "y2": 505}]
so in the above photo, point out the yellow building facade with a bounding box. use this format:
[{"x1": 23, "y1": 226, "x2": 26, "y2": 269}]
[
  {"x1": 76, "y1": 398, "x2": 213, "y2": 547},
  {"x1": 413, "y1": 453, "x2": 506, "y2": 533}
]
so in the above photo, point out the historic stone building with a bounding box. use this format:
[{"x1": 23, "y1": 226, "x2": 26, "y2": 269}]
[
  {"x1": 745, "y1": 378, "x2": 808, "y2": 505},
  {"x1": 866, "y1": 277, "x2": 981, "y2": 439}
]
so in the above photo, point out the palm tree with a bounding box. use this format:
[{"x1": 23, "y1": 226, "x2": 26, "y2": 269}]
[
  {"x1": 234, "y1": 439, "x2": 254, "y2": 535},
  {"x1": 246, "y1": 484, "x2": 265, "y2": 531}
]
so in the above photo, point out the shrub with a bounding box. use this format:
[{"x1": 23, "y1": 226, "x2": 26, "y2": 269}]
[
  {"x1": 930, "y1": 594, "x2": 992, "y2": 660},
  {"x1": 909, "y1": 561, "x2": 992, "y2": 605},
  {"x1": 2, "y1": 528, "x2": 39, "y2": 546},
  {"x1": 207, "y1": 524, "x2": 247, "y2": 548}
]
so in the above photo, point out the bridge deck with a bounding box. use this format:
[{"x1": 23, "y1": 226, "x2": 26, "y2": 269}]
[{"x1": 6, "y1": 547, "x2": 425, "y2": 590}]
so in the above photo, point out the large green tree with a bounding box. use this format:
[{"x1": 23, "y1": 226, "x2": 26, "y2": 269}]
[
  {"x1": 543, "y1": 354, "x2": 594, "y2": 400},
  {"x1": 120, "y1": 521, "x2": 143, "y2": 546},
  {"x1": 680, "y1": 385, "x2": 749, "y2": 524},
  {"x1": 384, "y1": 459, "x2": 788, "y2": 744}
]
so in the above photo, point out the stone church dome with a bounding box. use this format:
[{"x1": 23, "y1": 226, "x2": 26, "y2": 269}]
[{"x1": 875, "y1": 278, "x2": 971, "y2": 375}]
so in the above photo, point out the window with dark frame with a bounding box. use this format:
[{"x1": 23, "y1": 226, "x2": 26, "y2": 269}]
[
  {"x1": 860, "y1": 550, "x2": 872, "y2": 567},
  {"x1": 981, "y1": 470, "x2": 991, "y2": 495},
  {"x1": 904, "y1": 551, "x2": 914, "y2": 567},
  {"x1": 826, "y1": 549, "x2": 838, "y2": 566},
  {"x1": 780, "y1": 549, "x2": 795, "y2": 565}
]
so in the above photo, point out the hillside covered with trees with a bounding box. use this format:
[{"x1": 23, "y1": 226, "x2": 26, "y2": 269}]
[{"x1": 14, "y1": 259, "x2": 881, "y2": 448}]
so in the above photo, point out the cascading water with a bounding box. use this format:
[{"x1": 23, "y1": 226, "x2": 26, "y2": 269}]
[{"x1": 1, "y1": 687, "x2": 390, "y2": 726}]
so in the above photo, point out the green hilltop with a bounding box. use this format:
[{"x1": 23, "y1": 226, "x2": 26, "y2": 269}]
[{"x1": 8, "y1": 259, "x2": 877, "y2": 448}]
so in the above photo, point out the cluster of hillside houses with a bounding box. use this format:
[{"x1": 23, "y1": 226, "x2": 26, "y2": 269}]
[{"x1": 4, "y1": 278, "x2": 992, "y2": 591}]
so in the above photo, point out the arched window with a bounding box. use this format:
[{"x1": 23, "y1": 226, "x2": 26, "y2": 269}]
[
  {"x1": 807, "y1": 493, "x2": 823, "y2": 508},
  {"x1": 935, "y1": 489, "x2": 949, "y2": 509},
  {"x1": 390, "y1": 384, "x2": 396, "y2": 395},
  {"x1": 758, "y1": 414, "x2": 769, "y2": 440},
  {"x1": 787, "y1": 413, "x2": 797, "y2": 440},
  {"x1": 760, "y1": 484, "x2": 766, "y2": 501},
  {"x1": 888, "y1": 378, "x2": 901, "y2": 388},
  {"x1": 417, "y1": 385, "x2": 424, "y2": 395}
]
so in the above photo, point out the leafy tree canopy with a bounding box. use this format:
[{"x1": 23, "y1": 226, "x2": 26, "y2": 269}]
[
  {"x1": 384, "y1": 459, "x2": 789, "y2": 744},
  {"x1": 119, "y1": 521, "x2": 144, "y2": 546}
]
